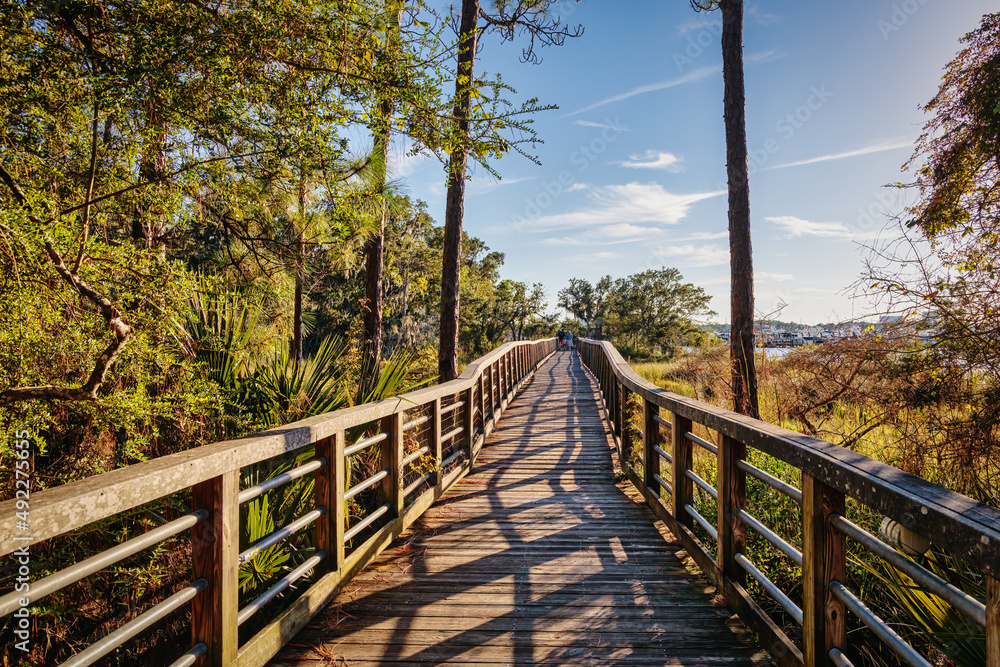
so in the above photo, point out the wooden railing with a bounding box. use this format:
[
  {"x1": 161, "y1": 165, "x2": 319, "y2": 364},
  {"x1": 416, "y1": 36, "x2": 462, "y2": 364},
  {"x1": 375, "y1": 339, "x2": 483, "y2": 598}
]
[
  {"x1": 0, "y1": 338, "x2": 555, "y2": 667},
  {"x1": 578, "y1": 338, "x2": 1000, "y2": 667}
]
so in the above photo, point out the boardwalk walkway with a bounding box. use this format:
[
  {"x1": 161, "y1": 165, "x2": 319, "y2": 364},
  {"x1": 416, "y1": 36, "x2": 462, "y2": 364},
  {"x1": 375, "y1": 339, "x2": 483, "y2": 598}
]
[{"x1": 272, "y1": 352, "x2": 769, "y2": 666}]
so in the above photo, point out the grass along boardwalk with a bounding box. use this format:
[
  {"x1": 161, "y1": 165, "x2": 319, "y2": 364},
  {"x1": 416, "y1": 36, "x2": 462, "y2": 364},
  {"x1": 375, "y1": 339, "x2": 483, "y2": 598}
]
[{"x1": 271, "y1": 351, "x2": 770, "y2": 666}]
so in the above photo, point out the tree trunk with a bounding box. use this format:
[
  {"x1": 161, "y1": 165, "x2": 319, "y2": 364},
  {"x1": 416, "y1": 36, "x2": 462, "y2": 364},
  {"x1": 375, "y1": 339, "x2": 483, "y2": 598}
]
[
  {"x1": 293, "y1": 263, "x2": 304, "y2": 363},
  {"x1": 293, "y1": 174, "x2": 306, "y2": 365},
  {"x1": 439, "y1": 0, "x2": 479, "y2": 382},
  {"x1": 134, "y1": 100, "x2": 166, "y2": 248},
  {"x1": 363, "y1": 1, "x2": 404, "y2": 378},
  {"x1": 721, "y1": 0, "x2": 759, "y2": 418}
]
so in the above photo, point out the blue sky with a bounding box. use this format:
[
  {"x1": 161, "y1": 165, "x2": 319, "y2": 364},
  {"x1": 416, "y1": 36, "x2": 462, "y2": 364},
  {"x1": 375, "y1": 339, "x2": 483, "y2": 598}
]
[{"x1": 391, "y1": 0, "x2": 994, "y2": 325}]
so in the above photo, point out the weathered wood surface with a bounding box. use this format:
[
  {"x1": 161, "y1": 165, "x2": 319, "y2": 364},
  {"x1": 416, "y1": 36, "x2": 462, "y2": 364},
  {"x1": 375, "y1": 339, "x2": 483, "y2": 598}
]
[
  {"x1": 578, "y1": 339, "x2": 1000, "y2": 579},
  {"x1": 271, "y1": 352, "x2": 771, "y2": 666}
]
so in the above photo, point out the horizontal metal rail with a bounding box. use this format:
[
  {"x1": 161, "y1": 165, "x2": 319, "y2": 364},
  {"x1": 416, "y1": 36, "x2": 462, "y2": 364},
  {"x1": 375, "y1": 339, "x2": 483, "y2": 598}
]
[
  {"x1": 736, "y1": 459, "x2": 802, "y2": 505},
  {"x1": 653, "y1": 413, "x2": 671, "y2": 428},
  {"x1": 685, "y1": 503, "x2": 718, "y2": 541},
  {"x1": 653, "y1": 445, "x2": 672, "y2": 463},
  {"x1": 238, "y1": 552, "x2": 326, "y2": 626},
  {"x1": 344, "y1": 503, "x2": 391, "y2": 542},
  {"x1": 830, "y1": 581, "x2": 932, "y2": 667},
  {"x1": 441, "y1": 426, "x2": 464, "y2": 443},
  {"x1": 0, "y1": 510, "x2": 208, "y2": 617},
  {"x1": 441, "y1": 449, "x2": 465, "y2": 469},
  {"x1": 654, "y1": 473, "x2": 673, "y2": 496},
  {"x1": 829, "y1": 648, "x2": 855, "y2": 667},
  {"x1": 403, "y1": 415, "x2": 430, "y2": 431},
  {"x1": 686, "y1": 431, "x2": 718, "y2": 455},
  {"x1": 239, "y1": 459, "x2": 325, "y2": 505},
  {"x1": 345, "y1": 432, "x2": 388, "y2": 457},
  {"x1": 404, "y1": 472, "x2": 435, "y2": 498},
  {"x1": 239, "y1": 508, "x2": 325, "y2": 565},
  {"x1": 830, "y1": 514, "x2": 986, "y2": 626},
  {"x1": 439, "y1": 400, "x2": 466, "y2": 415},
  {"x1": 735, "y1": 508, "x2": 803, "y2": 567},
  {"x1": 735, "y1": 553, "x2": 803, "y2": 625},
  {"x1": 60, "y1": 579, "x2": 207, "y2": 667},
  {"x1": 686, "y1": 469, "x2": 718, "y2": 500},
  {"x1": 402, "y1": 445, "x2": 431, "y2": 468},
  {"x1": 344, "y1": 469, "x2": 389, "y2": 502},
  {"x1": 167, "y1": 643, "x2": 207, "y2": 667}
]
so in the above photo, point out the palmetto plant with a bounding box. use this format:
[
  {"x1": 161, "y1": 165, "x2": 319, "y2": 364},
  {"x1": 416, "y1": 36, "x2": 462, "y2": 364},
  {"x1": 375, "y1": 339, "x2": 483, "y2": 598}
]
[
  {"x1": 255, "y1": 335, "x2": 352, "y2": 423},
  {"x1": 856, "y1": 548, "x2": 986, "y2": 666},
  {"x1": 181, "y1": 285, "x2": 262, "y2": 390},
  {"x1": 181, "y1": 285, "x2": 432, "y2": 610}
]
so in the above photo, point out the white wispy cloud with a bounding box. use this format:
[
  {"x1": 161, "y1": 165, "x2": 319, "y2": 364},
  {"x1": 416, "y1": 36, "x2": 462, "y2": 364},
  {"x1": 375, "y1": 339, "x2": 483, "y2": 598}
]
[
  {"x1": 573, "y1": 119, "x2": 631, "y2": 132},
  {"x1": 767, "y1": 215, "x2": 854, "y2": 239},
  {"x1": 541, "y1": 227, "x2": 726, "y2": 247},
  {"x1": 652, "y1": 244, "x2": 729, "y2": 267},
  {"x1": 746, "y1": 49, "x2": 788, "y2": 64},
  {"x1": 748, "y1": 4, "x2": 781, "y2": 26},
  {"x1": 565, "y1": 65, "x2": 721, "y2": 117},
  {"x1": 566, "y1": 183, "x2": 588, "y2": 192},
  {"x1": 676, "y1": 16, "x2": 722, "y2": 35},
  {"x1": 757, "y1": 271, "x2": 795, "y2": 282},
  {"x1": 431, "y1": 174, "x2": 533, "y2": 197},
  {"x1": 571, "y1": 251, "x2": 622, "y2": 262},
  {"x1": 619, "y1": 151, "x2": 684, "y2": 171},
  {"x1": 768, "y1": 138, "x2": 913, "y2": 170},
  {"x1": 521, "y1": 182, "x2": 724, "y2": 231},
  {"x1": 387, "y1": 145, "x2": 431, "y2": 179},
  {"x1": 465, "y1": 175, "x2": 533, "y2": 196}
]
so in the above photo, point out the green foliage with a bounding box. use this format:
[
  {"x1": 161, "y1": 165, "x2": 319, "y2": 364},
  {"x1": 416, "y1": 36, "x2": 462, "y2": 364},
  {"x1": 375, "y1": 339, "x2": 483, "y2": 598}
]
[
  {"x1": 857, "y1": 549, "x2": 986, "y2": 666},
  {"x1": 561, "y1": 269, "x2": 714, "y2": 356}
]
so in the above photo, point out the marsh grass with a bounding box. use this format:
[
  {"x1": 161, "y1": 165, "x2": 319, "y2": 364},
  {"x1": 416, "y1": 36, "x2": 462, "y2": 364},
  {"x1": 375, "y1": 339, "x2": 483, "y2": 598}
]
[{"x1": 630, "y1": 344, "x2": 991, "y2": 666}]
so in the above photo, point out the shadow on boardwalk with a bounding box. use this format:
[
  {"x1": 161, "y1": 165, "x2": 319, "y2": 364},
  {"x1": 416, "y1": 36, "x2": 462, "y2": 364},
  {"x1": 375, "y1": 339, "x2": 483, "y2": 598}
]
[{"x1": 271, "y1": 352, "x2": 771, "y2": 666}]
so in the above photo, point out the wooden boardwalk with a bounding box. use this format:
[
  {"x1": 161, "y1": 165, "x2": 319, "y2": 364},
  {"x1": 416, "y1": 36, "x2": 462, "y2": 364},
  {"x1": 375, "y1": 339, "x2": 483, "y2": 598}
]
[{"x1": 272, "y1": 352, "x2": 770, "y2": 666}]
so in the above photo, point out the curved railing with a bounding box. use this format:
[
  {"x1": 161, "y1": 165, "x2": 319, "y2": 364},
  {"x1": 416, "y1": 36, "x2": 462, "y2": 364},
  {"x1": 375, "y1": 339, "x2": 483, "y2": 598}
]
[
  {"x1": 0, "y1": 338, "x2": 555, "y2": 666},
  {"x1": 577, "y1": 338, "x2": 1000, "y2": 667}
]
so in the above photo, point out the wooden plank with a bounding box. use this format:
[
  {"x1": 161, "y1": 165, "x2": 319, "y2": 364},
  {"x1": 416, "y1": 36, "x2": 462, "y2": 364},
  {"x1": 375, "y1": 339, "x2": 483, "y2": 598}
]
[
  {"x1": 431, "y1": 398, "x2": 442, "y2": 487},
  {"x1": 191, "y1": 470, "x2": 239, "y2": 667},
  {"x1": 672, "y1": 412, "x2": 694, "y2": 528},
  {"x1": 0, "y1": 340, "x2": 557, "y2": 556},
  {"x1": 718, "y1": 434, "x2": 747, "y2": 587},
  {"x1": 464, "y1": 386, "x2": 475, "y2": 467},
  {"x1": 313, "y1": 435, "x2": 335, "y2": 574},
  {"x1": 579, "y1": 340, "x2": 1000, "y2": 578},
  {"x1": 271, "y1": 352, "x2": 770, "y2": 667},
  {"x1": 989, "y1": 575, "x2": 999, "y2": 667},
  {"x1": 384, "y1": 414, "x2": 404, "y2": 518},
  {"x1": 803, "y1": 473, "x2": 847, "y2": 667},
  {"x1": 333, "y1": 431, "x2": 346, "y2": 570}
]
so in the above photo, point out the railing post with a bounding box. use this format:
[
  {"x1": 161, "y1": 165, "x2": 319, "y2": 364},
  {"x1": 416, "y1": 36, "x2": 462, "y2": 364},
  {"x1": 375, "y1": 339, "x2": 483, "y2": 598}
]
[
  {"x1": 476, "y1": 375, "x2": 485, "y2": 439},
  {"x1": 802, "y1": 473, "x2": 846, "y2": 667},
  {"x1": 498, "y1": 357, "x2": 506, "y2": 408},
  {"x1": 505, "y1": 351, "x2": 512, "y2": 397},
  {"x1": 382, "y1": 414, "x2": 404, "y2": 518},
  {"x1": 642, "y1": 399, "x2": 659, "y2": 496},
  {"x1": 613, "y1": 379, "x2": 624, "y2": 445},
  {"x1": 487, "y1": 363, "x2": 496, "y2": 425},
  {"x1": 671, "y1": 413, "x2": 693, "y2": 525},
  {"x1": 717, "y1": 434, "x2": 746, "y2": 587},
  {"x1": 464, "y1": 386, "x2": 476, "y2": 466},
  {"x1": 431, "y1": 398, "x2": 442, "y2": 486},
  {"x1": 989, "y1": 575, "x2": 999, "y2": 667},
  {"x1": 315, "y1": 432, "x2": 345, "y2": 573},
  {"x1": 191, "y1": 470, "x2": 239, "y2": 667},
  {"x1": 618, "y1": 385, "x2": 629, "y2": 464}
]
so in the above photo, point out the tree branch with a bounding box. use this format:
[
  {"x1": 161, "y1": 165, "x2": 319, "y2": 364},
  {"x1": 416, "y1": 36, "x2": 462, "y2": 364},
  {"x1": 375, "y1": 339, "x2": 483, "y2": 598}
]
[{"x1": 0, "y1": 164, "x2": 133, "y2": 407}]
